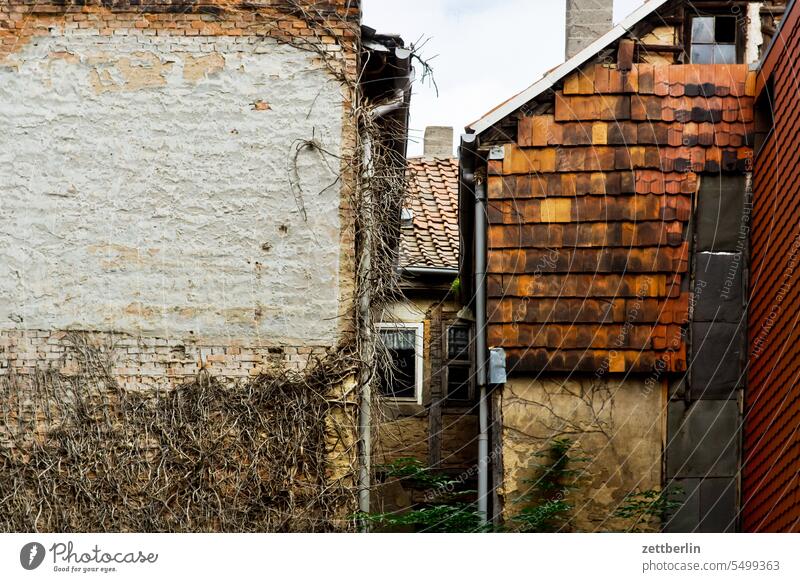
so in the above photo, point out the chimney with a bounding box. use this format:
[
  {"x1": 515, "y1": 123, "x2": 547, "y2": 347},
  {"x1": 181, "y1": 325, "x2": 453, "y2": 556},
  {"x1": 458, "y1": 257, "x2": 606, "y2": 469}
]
[
  {"x1": 565, "y1": 0, "x2": 614, "y2": 59},
  {"x1": 423, "y1": 126, "x2": 454, "y2": 158}
]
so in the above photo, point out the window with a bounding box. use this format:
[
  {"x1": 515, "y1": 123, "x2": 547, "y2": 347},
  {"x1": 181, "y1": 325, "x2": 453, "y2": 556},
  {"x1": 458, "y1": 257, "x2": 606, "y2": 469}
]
[
  {"x1": 377, "y1": 323, "x2": 423, "y2": 402},
  {"x1": 690, "y1": 16, "x2": 738, "y2": 64},
  {"x1": 445, "y1": 325, "x2": 475, "y2": 403}
]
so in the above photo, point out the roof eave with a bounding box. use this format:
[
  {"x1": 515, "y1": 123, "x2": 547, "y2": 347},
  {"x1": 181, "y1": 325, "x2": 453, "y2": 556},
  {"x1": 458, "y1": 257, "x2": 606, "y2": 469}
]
[{"x1": 466, "y1": 0, "x2": 670, "y2": 136}]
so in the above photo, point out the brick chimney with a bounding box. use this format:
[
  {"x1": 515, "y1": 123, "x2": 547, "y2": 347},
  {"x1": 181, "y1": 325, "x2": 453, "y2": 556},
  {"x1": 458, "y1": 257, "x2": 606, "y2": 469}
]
[
  {"x1": 565, "y1": 0, "x2": 614, "y2": 59},
  {"x1": 423, "y1": 126, "x2": 454, "y2": 158}
]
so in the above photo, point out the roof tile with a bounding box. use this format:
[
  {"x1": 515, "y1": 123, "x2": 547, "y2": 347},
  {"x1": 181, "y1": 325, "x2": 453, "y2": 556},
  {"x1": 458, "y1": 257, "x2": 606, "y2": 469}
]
[{"x1": 400, "y1": 157, "x2": 459, "y2": 270}]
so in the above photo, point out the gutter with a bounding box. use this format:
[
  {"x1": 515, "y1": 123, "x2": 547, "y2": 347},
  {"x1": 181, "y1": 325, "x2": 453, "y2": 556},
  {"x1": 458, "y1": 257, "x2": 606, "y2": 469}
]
[
  {"x1": 371, "y1": 95, "x2": 407, "y2": 120},
  {"x1": 459, "y1": 133, "x2": 489, "y2": 524},
  {"x1": 400, "y1": 266, "x2": 458, "y2": 277},
  {"x1": 357, "y1": 39, "x2": 413, "y2": 521}
]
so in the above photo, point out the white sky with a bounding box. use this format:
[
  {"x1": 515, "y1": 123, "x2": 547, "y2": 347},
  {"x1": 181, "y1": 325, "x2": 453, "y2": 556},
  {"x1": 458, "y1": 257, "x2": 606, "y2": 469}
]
[{"x1": 362, "y1": 0, "x2": 648, "y2": 156}]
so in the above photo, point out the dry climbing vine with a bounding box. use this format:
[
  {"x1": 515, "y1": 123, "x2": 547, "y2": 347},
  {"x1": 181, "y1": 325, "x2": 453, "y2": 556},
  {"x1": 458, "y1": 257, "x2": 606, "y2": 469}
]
[
  {"x1": 0, "y1": 1, "x2": 430, "y2": 532},
  {"x1": 0, "y1": 333, "x2": 359, "y2": 532}
]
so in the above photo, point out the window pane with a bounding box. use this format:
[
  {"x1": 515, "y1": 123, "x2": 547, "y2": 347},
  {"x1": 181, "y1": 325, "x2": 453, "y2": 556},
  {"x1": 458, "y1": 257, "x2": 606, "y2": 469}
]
[
  {"x1": 714, "y1": 44, "x2": 737, "y2": 64},
  {"x1": 447, "y1": 326, "x2": 470, "y2": 361},
  {"x1": 447, "y1": 365, "x2": 472, "y2": 401},
  {"x1": 379, "y1": 347, "x2": 416, "y2": 398},
  {"x1": 379, "y1": 329, "x2": 416, "y2": 398},
  {"x1": 380, "y1": 328, "x2": 415, "y2": 350},
  {"x1": 691, "y1": 44, "x2": 714, "y2": 64},
  {"x1": 716, "y1": 16, "x2": 737, "y2": 43},
  {"x1": 692, "y1": 17, "x2": 715, "y2": 43}
]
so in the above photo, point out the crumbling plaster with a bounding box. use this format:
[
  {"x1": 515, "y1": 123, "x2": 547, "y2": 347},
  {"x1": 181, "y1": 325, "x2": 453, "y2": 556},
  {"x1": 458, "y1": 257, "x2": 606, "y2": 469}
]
[
  {"x1": 500, "y1": 374, "x2": 665, "y2": 531},
  {"x1": 0, "y1": 28, "x2": 346, "y2": 344}
]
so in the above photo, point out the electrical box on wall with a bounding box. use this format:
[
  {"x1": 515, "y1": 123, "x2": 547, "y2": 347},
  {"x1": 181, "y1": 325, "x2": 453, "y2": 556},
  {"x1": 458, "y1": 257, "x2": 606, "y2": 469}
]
[{"x1": 489, "y1": 347, "x2": 507, "y2": 384}]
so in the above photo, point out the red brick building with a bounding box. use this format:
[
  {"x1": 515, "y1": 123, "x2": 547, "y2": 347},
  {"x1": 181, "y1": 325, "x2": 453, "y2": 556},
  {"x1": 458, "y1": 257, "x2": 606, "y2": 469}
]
[{"x1": 744, "y1": 0, "x2": 800, "y2": 533}]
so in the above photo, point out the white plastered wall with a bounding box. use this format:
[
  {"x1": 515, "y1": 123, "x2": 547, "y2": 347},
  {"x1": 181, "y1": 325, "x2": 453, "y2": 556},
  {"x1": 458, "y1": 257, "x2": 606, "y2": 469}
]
[{"x1": 0, "y1": 29, "x2": 345, "y2": 345}]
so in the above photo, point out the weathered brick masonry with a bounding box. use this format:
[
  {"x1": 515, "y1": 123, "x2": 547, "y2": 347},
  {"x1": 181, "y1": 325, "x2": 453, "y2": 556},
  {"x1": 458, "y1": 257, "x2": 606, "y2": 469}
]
[
  {"x1": 744, "y1": 0, "x2": 800, "y2": 532},
  {"x1": 0, "y1": 0, "x2": 366, "y2": 531},
  {"x1": 0, "y1": 0, "x2": 360, "y2": 384},
  {"x1": 2, "y1": 330, "x2": 330, "y2": 390}
]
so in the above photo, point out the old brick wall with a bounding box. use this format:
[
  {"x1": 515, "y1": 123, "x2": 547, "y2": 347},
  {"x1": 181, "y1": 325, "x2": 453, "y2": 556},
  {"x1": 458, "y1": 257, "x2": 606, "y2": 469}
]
[
  {"x1": 0, "y1": 1, "x2": 360, "y2": 382},
  {"x1": 744, "y1": 1, "x2": 800, "y2": 532},
  {"x1": 0, "y1": 1, "x2": 362, "y2": 531},
  {"x1": 2, "y1": 330, "x2": 330, "y2": 390}
]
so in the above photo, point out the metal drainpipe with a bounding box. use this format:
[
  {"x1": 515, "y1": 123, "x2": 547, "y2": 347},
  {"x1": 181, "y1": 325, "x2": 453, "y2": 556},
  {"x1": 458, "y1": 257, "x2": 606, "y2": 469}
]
[
  {"x1": 357, "y1": 57, "x2": 412, "y2": 520},
  {"x1": 357, "y1": 129, "x2": 374, "y2": 519},
  {"x1": 474, "y1": 174, "x2": 489, "y2": 524}
]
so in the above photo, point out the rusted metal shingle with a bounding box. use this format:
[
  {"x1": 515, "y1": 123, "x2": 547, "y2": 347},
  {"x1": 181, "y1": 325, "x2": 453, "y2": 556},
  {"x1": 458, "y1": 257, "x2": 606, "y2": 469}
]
[{"x1": 487, "y1": 63, "x2": 756, "y2": 373}]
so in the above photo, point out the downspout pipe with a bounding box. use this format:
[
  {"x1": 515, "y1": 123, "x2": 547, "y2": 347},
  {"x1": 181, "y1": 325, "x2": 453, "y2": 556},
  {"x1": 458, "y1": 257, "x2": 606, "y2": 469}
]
[
  {"x1": 357, "y1": 47, "x2": 413, "y2": 521},
  {"x1": 461, "y1": 133, "x2": 489, "y2": 525}
]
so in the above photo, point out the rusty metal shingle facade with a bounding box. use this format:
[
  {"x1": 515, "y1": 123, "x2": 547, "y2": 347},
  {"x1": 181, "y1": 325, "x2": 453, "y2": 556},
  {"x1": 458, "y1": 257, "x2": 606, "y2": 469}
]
[{"x1": 486, "y1": 62, "x2": 755, "y2": 373}]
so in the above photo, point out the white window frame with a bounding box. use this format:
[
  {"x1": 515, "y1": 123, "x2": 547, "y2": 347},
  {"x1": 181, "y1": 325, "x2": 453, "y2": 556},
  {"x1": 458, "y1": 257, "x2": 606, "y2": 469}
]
[{"x1": 376, "y1": 322, "x2": 424, "y2": 404}]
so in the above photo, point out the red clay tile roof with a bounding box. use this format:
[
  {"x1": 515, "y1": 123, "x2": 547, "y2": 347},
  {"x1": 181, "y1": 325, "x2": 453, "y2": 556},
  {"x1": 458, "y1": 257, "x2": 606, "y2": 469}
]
[{"x1": 400, "y1": 157, "x2": 459, "y2": 270}]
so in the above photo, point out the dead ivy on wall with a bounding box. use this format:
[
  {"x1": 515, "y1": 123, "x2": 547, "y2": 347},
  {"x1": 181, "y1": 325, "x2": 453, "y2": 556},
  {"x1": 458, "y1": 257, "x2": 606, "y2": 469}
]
[
  {"x1": 0, "y1": 333, "x2": 358, "y2": 532},
  {"x1": 0, "y1": 1, "x2": 422, "y2": 532}
]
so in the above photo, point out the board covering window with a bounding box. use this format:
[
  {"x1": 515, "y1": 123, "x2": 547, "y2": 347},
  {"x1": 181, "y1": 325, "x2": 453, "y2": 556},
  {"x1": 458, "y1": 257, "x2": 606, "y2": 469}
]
[{"x1": 377, "y1": 323, "x2": 423, "y2": 403}]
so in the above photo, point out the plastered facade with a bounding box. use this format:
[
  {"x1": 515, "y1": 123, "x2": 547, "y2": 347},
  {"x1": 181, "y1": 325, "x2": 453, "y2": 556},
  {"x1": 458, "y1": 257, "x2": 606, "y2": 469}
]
[
  {"x1": 0, "y1": 2, "x2": 362, "y2": 531},
  {"x1": 0, "y1": 1, "x2": 362, "y2": 426},
  {"x1": 0, "y1": 24, "x2": 346, "y2": 346},
  {"x1": 499, "y1": 375, "x2": 665, "y2": 531}
]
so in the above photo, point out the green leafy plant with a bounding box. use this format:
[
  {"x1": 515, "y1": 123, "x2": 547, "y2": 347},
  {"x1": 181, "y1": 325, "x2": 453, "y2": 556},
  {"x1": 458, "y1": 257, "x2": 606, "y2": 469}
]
[
  {"x1": 377, "y1": 457, "x2": 455, "y2": 488},
  {"x1": 363, "y1": 448, "x2": 681, "y2": 533},
  {"x1": 612, "y1": 487, "x2": 684, "y2": 532},
  {"x1": 361, "y1": 457, "x2": 486, "y2": 532},
  {"x1": 449, "y1": 277, "x2": 461, "y2": 295},
  {"x1": 511, "y1": 438, "x2": 587, "y2": 532},
  {"x1": 359, "y1": 502, "x2": 487, "y2": 533}
]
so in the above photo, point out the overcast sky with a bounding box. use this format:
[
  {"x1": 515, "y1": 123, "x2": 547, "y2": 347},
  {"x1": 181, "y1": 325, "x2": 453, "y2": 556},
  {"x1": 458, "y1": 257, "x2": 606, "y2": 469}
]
[{"x1": 362, "y1": 0, "x2": 648, "y2": 156}]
